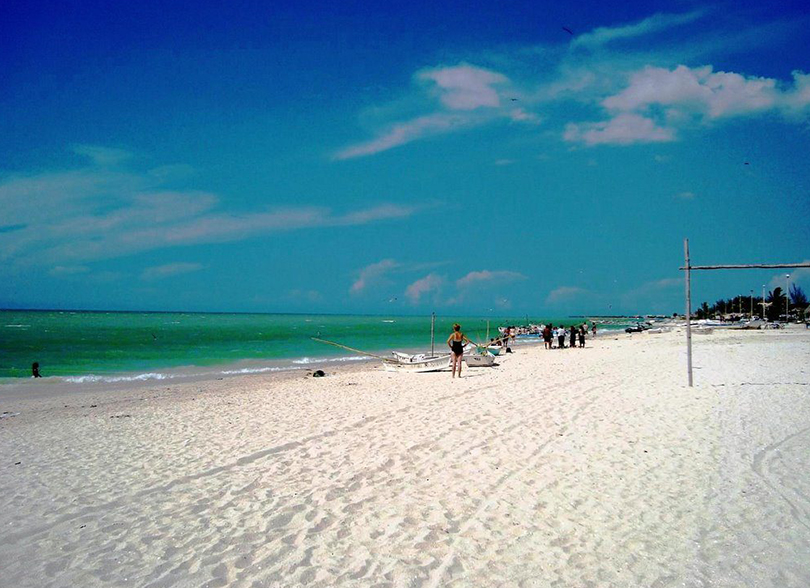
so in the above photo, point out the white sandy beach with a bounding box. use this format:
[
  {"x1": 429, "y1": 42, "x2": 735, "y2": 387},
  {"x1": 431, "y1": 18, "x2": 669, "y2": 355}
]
[{"x1": 2, "y1": 328, "x2": 809, "y2": 587}]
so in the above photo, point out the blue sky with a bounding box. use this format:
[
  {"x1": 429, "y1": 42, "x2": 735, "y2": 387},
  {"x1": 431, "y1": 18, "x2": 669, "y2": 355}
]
[{"x1": 1, "y1": 0, "x2": 809, "y2": 315}]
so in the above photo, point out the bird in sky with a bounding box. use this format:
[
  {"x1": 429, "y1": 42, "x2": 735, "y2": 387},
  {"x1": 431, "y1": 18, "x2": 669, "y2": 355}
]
[{"x1": 562, "y1": 26, "x2": 574, "y2": 35}]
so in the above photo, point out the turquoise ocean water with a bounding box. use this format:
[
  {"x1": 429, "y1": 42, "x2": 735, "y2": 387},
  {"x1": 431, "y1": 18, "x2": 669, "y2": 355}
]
[{"x1": 1, "y1": 310, "x2": 632, "y2": 381}]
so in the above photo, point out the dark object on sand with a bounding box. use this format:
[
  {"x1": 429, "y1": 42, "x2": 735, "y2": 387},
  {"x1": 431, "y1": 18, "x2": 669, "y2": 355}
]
[
  {"x1": 32, "y1": 362, "x2": 41, "y2": 378},
  {"x1": 506, "y1": 348, "x2": 513, "y2": 354},
  {"x1": 313, "y1": 370, "x2": 326, "y2": 378}
]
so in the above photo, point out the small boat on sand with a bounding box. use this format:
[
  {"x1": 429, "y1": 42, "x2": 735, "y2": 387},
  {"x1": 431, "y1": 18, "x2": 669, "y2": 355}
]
[
  {"x1": 464, "y1": 346, "x2": 496, "y2": 367},
  {"x1": 384, "y1": 353, "x2": 451, "y2": 373}
]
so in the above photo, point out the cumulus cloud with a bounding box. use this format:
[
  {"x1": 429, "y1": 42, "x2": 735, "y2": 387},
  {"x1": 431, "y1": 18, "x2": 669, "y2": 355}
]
[
  {"x1": 350, "y1": 259, "x2": 400, "y2": 294},
  {"x1": 337, "y1": 64, "x2": 541, "y2": 159},
  {"x1": 337, "y1": 11, "x2": 809, "y2": 154},
  {"x1": 141, "y1": 262, "x2": 203, "y2": 281},
  {"x1": 564, "y1": 113, "x2": 675, "y2": 145},
  {"x1": 567, "y1": 66, "x2": 810, "y2": 146},
  {"x1": 418, "y1": 64, "x2": 508, "y2": 110},
  {"x1": 603, "y1": 65, "x2": 784, "y2": 118},
  {"x1": 456, "y1": 270, "x2": 526, "y2": 289},
  {"x1": 405, "y1": 273, "x2": 444, "y2": 304},
  {"x1": 768, "y1": 264, "x2": 810, "y2": 292},
  {"x1": 619, "y1": 277, "x2": 682, "y2": 309},
  {"x1": 508, "y1": 108, "x2": 541, "y2": 124}
]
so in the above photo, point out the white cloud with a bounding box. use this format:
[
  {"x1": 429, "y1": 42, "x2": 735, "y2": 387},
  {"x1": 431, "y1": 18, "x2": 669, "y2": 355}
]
[
  {"x1": 456, "y1": 270, "x2": 526, "y2": 289},
  {"x1": 405, "y1": 273, "x2": 444, "y2": 304},
  {"x1": 621, "y1": 277, "x2": 684, "y2": 308},
  {"x1": 546, "y1": 286, "x2": 588, "y2": 304},
  {"x1": 337, "y1": 12, "x2": 809, "y2": 155},
  {"x1": 603, "y1": 65, "x2": 786, "y2": 119},
  {"x1": 784, "y1": 71, "x2": 810, "y2": 115},
  {"x1": 418, "y1": 64, "x2": 508, "y2": 111},
  {"x1": 768, "y1": 265, "x2": 810, "y2": 292},
  {"x1": 335, "y1": 113, "x2": 470, "y2": 159},
  {"x1": 141, "y1": 262, "x2": 203, "y2": 281},
  {"x1": 0, "y1": 149, "x2": 419, "y2": 265},
  {"x1": 508, "y1": 108, "x2": 541, "y2": 124},
  {"x1": 564, "y1": 113, "x2": 675, "y2": 145},
  {"x1": 71, "y1": 144, "x2": 134, "y2": 166},
  {"x1": 564, "y1": 66, "x2": 810, "y2": 146},
  {"x1": 572, "y1": 10, "x2": 706, "y2": 49},
  {"x1": 350, "y1": 259, "x2": 400, "y2": 294},
  {"x1": 336, "y1": 64, "x2": 543, "y2": 159}
]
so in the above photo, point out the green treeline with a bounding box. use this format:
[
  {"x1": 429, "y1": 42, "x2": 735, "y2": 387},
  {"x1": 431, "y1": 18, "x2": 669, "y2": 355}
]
[{"x1": 694, "y1": 284, "x2": 808, "y2": 321}]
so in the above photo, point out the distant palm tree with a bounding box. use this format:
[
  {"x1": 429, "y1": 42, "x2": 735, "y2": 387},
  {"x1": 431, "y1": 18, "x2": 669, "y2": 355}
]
[
  {"x1": 700, "y1": 301, "x2": 709, "y2": 319},
  {"x1": 766, "y1": 287, "x2": 786, "y2": 321},
  {"x1": 790, "y1": 284, "x2": 808, "y2": 307}
]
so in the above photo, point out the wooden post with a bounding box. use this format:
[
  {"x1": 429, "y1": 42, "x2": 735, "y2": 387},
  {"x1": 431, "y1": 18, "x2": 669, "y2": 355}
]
[
  {"x1": 430, "y1": 312, "x2": 435, "y2": 357},
  {"x1": 684, "y1": 239, "x2": 693, "y2": 387}
]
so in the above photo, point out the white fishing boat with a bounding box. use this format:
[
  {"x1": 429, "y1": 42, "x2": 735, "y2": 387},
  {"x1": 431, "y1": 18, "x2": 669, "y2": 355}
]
[
  {"x1": 385, "y1": 313, "x2": 453, "y2": 372},
  {"x1": 383, "y1": 353, "x2": 451, "y2": 373},
  {"x1": 465, "y1": 354, "x2": 495, "y2": 367},
  {"x1": 464, "y1": 347, "x2": 496, "y2": 367},
  {"x1": 486, "y1": 345, "x2": 502, "y2": 356}
]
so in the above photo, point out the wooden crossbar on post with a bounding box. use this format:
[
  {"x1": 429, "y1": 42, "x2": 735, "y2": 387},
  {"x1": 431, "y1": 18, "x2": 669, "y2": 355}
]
[
  {"x1": 679, "y1": 263, "x2": 810, "y2": 270},
  {"x1": 678, "y1": 250, "x2": 809, "y2": 387}
]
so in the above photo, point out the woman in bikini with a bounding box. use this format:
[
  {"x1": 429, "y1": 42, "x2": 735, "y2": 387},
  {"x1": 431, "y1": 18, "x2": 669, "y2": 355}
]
[{"x1": 447, "y1": 323, "x2": 472, "y2": 378}]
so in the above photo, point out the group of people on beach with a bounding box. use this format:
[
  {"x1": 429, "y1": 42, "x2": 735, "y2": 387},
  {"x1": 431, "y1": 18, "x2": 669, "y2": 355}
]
[
  {"x1": 542, "y1": 323, "x2": 595, "y2": 350},
  {"x1": 446, "y1": 321, "x2": 598, "y2": 379}
]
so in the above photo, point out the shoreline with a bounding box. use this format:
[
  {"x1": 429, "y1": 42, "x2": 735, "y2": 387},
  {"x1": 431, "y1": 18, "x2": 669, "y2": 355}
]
[
  {"x1": 0, "y1": 334, "x2": 560, "y2": 391},
  {"x1": 1, "y1": 309, "x2": 630, "y2": 381}
]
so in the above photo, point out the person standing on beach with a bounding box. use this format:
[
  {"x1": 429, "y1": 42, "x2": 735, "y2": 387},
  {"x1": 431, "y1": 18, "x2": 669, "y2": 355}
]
[
  {"x1": 592, "y1": 323, "x2": 597, "y2": 338},
  {"x1": 543, "y1": 324, "x2": 552, "y2": 350},
  {"x1": 578, "y1": 325, "x2": 586, "y2": 348},
  {"x1": 32, "y1": 362, "x2": 41, "y2": 378},
  {"x1": 569, "y1": 325, "x2": 577, "y2": 349},
  {"x1": 557, "y1": 326, "x2": 566, "y2": 349},
  {"x1": 447, "y1": 323, "x2": 471, "y2": 379}
]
